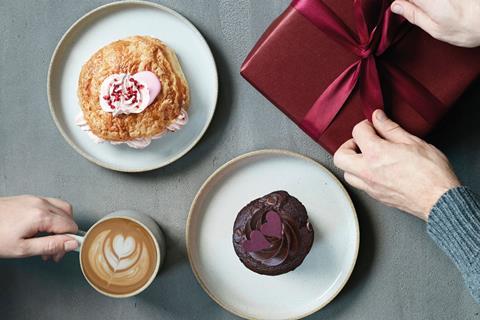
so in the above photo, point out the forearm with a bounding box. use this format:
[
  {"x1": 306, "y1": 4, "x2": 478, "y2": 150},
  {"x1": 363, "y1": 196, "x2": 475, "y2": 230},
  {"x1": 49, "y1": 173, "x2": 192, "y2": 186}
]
[{"x1": 427, "y1": 186, "x2": 480, "y2": 303}]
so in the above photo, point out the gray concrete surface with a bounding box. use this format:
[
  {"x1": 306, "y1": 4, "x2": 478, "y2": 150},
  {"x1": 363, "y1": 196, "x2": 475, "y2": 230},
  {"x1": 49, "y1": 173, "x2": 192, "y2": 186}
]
[{"x1": 1, "y1": 0, "x2": 479, "y2": 319}]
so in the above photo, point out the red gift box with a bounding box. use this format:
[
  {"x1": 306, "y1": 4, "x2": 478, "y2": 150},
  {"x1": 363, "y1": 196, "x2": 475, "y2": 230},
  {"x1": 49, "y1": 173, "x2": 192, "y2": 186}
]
[{"x1": 241, "y1": 0, "x2": 480, "y2": 154}]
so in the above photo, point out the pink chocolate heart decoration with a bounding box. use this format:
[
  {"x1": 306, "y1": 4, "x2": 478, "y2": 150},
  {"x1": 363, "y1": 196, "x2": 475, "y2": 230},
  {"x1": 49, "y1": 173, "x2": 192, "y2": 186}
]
[
  {"x1": 132, "y1": 71, "x2": 161, "y2": 105},
  {"x1": 260, "y1": 211, "x2": 283, "y2": 239},
  {"x1": 242, "y1": 230, "x2": 271, "y2": 252}
]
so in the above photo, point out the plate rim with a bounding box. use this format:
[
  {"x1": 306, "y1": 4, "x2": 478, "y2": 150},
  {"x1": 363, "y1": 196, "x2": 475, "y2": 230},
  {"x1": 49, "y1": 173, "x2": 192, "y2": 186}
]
[
  {"x1": 47, "y1": 0, "x2": 219, "y2": 172},
  {"x1": 186, "y1": 149, "x2": 360, "y2": 320}
]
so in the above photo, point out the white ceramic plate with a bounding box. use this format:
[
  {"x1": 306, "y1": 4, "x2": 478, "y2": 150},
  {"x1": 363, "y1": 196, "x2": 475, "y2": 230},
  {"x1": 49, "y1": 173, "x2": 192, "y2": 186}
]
[
  {"x1": 48, "y1": 1, "x2": 218, "y2": 172},
  {"x1": 187, "y1": 150, "x2": 359, "y2": 320}
]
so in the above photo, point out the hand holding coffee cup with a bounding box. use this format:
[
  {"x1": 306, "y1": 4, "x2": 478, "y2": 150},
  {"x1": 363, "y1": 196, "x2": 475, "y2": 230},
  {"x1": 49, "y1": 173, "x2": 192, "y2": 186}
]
[
  {"x1": 0, "y1": 197, "x2": 165, "y2": 298},
  {"x1": 0, "y1": 195, "x2": 79, "y2": 261}
]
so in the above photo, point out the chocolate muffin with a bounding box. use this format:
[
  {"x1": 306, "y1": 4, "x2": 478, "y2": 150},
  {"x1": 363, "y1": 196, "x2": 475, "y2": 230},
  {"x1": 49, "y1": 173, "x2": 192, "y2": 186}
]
[{"x1": 232, "y1": 191, "x2": 314, "y2": 276}]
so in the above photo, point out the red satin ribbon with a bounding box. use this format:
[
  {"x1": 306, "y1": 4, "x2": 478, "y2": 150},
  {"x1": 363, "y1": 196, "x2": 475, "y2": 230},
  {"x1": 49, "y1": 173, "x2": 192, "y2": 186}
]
[{"x1": 293, "y1": 0, "x2": 445, "y2": 139}]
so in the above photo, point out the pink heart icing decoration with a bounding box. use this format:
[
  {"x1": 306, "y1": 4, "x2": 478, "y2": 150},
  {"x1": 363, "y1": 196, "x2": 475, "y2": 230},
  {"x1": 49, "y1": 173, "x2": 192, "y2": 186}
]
[
  {"x1": 242, "y1": 230, "x2": 271, "y2": 252},
  {"x1": 132, "y1": 71, "x2": 161, "y2": 105},
  {"x1": 260, "y1": 211, "x2": 282, "y2": 239}
]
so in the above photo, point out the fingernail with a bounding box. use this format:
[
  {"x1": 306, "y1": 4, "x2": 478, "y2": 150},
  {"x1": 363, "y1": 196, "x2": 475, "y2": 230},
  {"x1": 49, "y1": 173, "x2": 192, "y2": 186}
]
[
  {"x1": 375, "y1": 109, "x2": 387, "y2": 121},
  {"x1": 391, "y1": 3, "x2": 403, "y2": 14},
  {"x1": 64, "y1": 240, "x2": 78, "y2": 252}
]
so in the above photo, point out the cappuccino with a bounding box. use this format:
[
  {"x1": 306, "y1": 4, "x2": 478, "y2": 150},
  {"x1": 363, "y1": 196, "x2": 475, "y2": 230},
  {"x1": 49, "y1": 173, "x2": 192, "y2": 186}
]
[{"x1": 80, "y1": 217, "x2": 158, "y2": 296}]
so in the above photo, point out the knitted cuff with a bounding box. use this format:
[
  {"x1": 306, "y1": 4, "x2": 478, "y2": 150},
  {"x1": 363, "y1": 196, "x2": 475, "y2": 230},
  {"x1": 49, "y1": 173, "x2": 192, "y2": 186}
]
[{"x1": 427, "y1": 186, "x2": 480, "y2": 274}]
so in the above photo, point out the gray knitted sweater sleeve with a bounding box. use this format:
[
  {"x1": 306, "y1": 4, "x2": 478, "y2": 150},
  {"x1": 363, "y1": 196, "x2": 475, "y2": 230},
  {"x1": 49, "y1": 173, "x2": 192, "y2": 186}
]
[{"x1": 427, "y1": 186, "x2": 480, "y2": 303}]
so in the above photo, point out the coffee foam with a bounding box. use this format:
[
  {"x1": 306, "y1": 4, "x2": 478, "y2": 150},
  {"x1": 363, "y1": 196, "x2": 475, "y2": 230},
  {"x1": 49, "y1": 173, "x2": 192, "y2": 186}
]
[{"x1": 80, "y1": 218, "x2": 158, "y2": 296}]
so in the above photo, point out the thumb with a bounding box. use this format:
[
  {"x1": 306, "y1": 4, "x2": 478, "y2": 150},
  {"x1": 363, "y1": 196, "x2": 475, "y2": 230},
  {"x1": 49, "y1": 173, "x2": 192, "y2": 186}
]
[
  {"x1": 21, "y1": 235, "x2": 78, "y2": 257},
  {"x1": 391, "y1": 1, "x2": 437, "y2": 36},
  {"x1": 372, "y1": 109, "x2": 415, "y2": 144}
]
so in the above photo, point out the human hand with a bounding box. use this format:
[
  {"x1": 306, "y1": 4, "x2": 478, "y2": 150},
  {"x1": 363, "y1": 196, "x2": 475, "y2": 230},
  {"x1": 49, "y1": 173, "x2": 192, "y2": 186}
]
[
  {"x1": 0, "y1": 195, "x2": 78, "y2": 261},
  {"x1": 333, "y1": 110, "x2": 460, "y2": 220},
  {"x1": 390, "y1": 0, "x2": 480, "y2": 48}
]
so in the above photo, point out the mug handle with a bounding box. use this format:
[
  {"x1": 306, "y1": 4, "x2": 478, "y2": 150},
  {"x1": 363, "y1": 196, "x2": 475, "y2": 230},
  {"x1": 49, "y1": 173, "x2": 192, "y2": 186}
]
[{"x1": 65, "y1": 230, "x2": 87, "y2": 253}]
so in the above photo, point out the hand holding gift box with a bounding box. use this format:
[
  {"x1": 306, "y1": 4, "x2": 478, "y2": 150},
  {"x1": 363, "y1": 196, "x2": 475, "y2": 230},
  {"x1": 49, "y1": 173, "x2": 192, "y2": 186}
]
[{"x1": 241, "y1": 0, "x2": 480, "y2": 154}]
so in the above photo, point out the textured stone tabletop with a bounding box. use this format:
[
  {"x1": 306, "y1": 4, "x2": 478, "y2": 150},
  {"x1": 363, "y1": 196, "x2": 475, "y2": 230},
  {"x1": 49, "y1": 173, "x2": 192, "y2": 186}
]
[{"x1": 1, "y1": 1, "x2": 479, "y2": 319}]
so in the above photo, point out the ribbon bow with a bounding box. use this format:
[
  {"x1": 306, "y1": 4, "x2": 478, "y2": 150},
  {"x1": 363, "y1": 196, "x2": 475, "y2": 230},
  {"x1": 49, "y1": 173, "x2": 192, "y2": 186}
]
[{"x1": 294, "y1": 0, "x2": 445, "y2": 139}]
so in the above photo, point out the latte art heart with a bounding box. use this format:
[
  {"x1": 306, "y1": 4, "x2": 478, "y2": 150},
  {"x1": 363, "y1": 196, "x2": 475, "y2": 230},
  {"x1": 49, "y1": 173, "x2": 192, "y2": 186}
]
[
  {"x1": 80, "y1": 218, "x2": 158, "y2": 296},
  {"x1": 113, "y1": 235, "x2": 135, "y2": 258},
  {"x1": 105, "y1": 234, "x2": 139, "y2": 272}
]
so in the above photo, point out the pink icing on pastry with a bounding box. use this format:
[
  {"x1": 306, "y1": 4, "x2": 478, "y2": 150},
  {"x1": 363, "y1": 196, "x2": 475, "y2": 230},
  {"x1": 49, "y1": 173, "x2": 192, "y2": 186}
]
[
  {"x1": 99, "y1": 71, "x2": 161, "y2": 116},
  {"x1": 132, "y1": 71, "x2": 161, "y2": 105}
]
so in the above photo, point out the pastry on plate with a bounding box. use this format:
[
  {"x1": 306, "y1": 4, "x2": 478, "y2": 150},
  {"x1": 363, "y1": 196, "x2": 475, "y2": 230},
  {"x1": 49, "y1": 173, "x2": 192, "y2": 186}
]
[
  {"x1": 76, "y1": 35, "x2": 189, "y2": 149},
  {"x1": 232, "y1": 191, "x2": 314, "y2": 276}
]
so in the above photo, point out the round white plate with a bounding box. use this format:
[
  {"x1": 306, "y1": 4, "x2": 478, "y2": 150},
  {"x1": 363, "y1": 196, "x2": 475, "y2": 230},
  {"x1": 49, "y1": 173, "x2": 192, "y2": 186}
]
[
  {"x1": 187, "y1": 150, "x2": 359, "y2": 320},
  {"x1": 48, "y1": 1, "x2": 218, "y2": 172}
]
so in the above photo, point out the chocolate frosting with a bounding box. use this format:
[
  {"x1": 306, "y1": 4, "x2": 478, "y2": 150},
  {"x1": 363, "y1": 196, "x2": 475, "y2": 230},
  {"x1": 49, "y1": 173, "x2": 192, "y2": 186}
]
[
  {"x1": 233, "y1": 191, "x2": 314, "y2": 275},
  {"x1": 244, "y1": 209, "x2": 300, "y2": 267}
]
